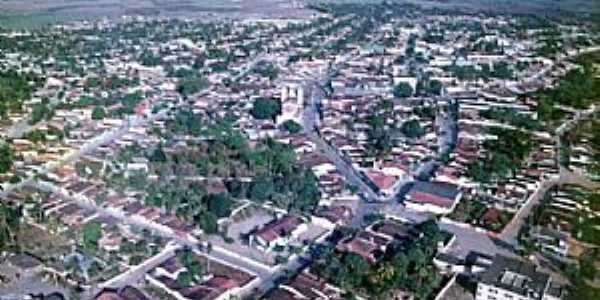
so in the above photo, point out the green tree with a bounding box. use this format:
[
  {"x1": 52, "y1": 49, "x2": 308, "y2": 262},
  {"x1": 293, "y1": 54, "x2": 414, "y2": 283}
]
[
  {"x1": 0, "y1": 140, "x2": 13, "y2": 174},
  {"x1": 281, "y1": 119, "x2": 303, "y2": 134},
  {"x1": 425, "y1": 80, "x2": 443, "y2": 95},
  {"x1": 249, "y1": 177, "x2": 275, "y2": 202},
  {"x1": 393, "y1": 82, "x2": 413, "y2": 98},
  {"x1": 0, "y1": 203, "x2": 21, "y2": 250},
  {"x1": 29, "y1": 103, "x2": 52, "y2": 125},
  {"x1": 206, "y1": 193, "x2": 233, "y2": 218},
  {"x1": 82, "y1": 222, "x2": 102, "y2": 251},
  {"x1": 91, "y1": 106, "x2": 106, "y2": 120},
  {"x1": 198, "y1": 212, "x2": 218, "y2": 234},
  {"x1": 401, "y1": 119, "x2": 425, "y2": 138},
  {"x1": 492, "y1": 62, "x2": 513, "y2": 79},
  {"x1": 148, "y1": 146, "x2": 167, "y2": 163},
  {"x1": 177, "y1": 76, "x2": 208, "y2": 98},
  {"x1": 177, "y1": 271, "x2": 193, "y2": 287},
  {"x1": 250, "y1": 97, "x2": 281, "y2": 121}
]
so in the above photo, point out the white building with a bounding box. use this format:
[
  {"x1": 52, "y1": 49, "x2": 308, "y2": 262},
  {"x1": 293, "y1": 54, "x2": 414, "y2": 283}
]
[{"x1": 476, "y1": 255, "x2": 564, "y2": 300}]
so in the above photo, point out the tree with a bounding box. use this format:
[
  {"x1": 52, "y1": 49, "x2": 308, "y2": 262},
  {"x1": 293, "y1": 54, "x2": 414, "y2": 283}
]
[
  {"x1": 148, "y1": 146, "x2": 167, "y2": 163},
  {"x1": 140, "y1": 50, "x2": 161, "y2": 67},
  {"x1": 177, "y1": 76, "x2": 207, "y2": 98},
  {"x1": 393, "y1": 82, "x2": 413, "y2": 98},
  {"x1": 198, "y1": 212, "x2": 218, "y2": 234},
  {"x1": 29, "y1": 103, "x2": 52, "y2": 125},
  {"x1": 206, "y1": 193, "x2": 233, "y2": 218},
  {"x1": 91, "y1": 106, "x2": 106, "y2": 120},
  {"x1": 0, "y1": 71, "x2": 37, "y2": 119},
  {"x1": 401, "y1": 119, "x2": 425, "y2": 138},
  {"x1": 492, "y1": 62, "x2": 513, "y2": 79},
  {"x1": 0, "y1": 203, "x2": 21, "y2": 250},
  {"x1": 250, "y1": 97, "x2": 281, "y2": 121},
  {"x1": 281, "y1": 119, "x2": 303, "y2": 134},
  {"x1": 424, "y1": 80, "x2": 443, "y2": 95},
  {"x1": 249, "y1": 177, "x2": 275, "y2": 202},
  {"x1": 177, "y1": 271, "x2": 193, "y2": 287},
  {"x1": 0, "y1": 140, "x2": 13, "y2": 174},
  {"x1": 82, "y1": 222, "x2": 102, "y2": 251}
]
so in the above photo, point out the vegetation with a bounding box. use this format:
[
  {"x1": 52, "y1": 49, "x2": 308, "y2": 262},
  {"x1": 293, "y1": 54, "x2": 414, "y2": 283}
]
[
  {"x1": 253, "y1": 62, "x2": 279, "y2": 81},
  {"x1": 445, "y1": 61, "x2": 512, "y2": 81},
  {"x1": 177, "y1": 75, "x2": 208, "y2": 98},
  {"x1": 418, "y1": 79, "x2": 443, "y2": 96},
  {"x1": 91, "y1": 106, "x2": 106, "y2": 120},
  {"x1": 468, "y1": 128, "x2": 535, "y2": 183},
  {"x1": 365, "y1": 100, "x2": 395, "y2": 158},
  {"x1": 401, "y1": 119, "x2": 425, "y2": 139},
  {"x1": 536, "y1": 55, "x2": 600, "y2": 122},
  {"x1": 82, "y1": 221, "x2": 102, "y2": 251},
  {"x1": 250, "y1": 97, "x2": 281, "y2": 121},
  {"x1": 0, "y1": 71, "x2": 38, "y2": 119},
  {"x1": 393, "y1": 82, "x2": 413, "y2": 98},
  {"x1": 281, "y1": 119, "x2": 303, "y2": 134},
  {"x1": 0, "y1": 140, "x2": 13, "y2": 174},
  {"x1": 312, "y1": 220, "x2": 446, "y2": 300},
  {"x1": 479, "y1": 108, "x2": 541, "y2": 130},
  {"x1": 106, "y1": 116, "x2": 321, "y2": 235},
  {"x1": 29, "y1": 102, "x2": 54, "y2": 125},
  {"x1": 176, "y1": 248, "x2": 204, "y2": 287},
  {"x1": 0, "y1": 203, "x2": 21, "y2": 251},
  {"x1": 561, "y1": 118, "x2": 600, "y2": 176},
  {"x1": 564, "y1": 248, "x2": 600, "y2": 300}
]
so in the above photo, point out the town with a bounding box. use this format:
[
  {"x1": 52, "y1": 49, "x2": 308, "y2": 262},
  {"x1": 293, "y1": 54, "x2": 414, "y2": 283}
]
[{"x1": 0, "y1": 1, "x2": 599, "y2": 300}]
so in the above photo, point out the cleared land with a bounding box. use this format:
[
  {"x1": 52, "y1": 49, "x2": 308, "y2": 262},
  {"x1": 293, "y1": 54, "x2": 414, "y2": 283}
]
[
  {"x1": 0, "y1": 0, "x2": 313, "y2": 28},
  {"x1": 0, "y1": 0, "x2": 597, "y2": 29}
]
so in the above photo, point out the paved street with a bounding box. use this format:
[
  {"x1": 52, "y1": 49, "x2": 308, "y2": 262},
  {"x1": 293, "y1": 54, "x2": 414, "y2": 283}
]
[{"x1": 99, "y1": 243, "x2": 180, "y2": 289}]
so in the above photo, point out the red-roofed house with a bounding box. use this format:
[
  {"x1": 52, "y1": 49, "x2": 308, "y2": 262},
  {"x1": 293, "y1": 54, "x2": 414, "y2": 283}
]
[
  {"x1": 250, "y1": 216, "x2": 307, "y2": 252},
  {"x1": 366, "y1": 170, "x2": 399, "y2": 198},
  {"x1": 405, "y1": 181, "x2": 462, "y2": 214}
]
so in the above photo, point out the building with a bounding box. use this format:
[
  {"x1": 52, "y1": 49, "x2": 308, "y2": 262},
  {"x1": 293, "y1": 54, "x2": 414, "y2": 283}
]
[
  {"x1": 476, "y1": 255, "x2": 563, "y2": 300},
  {"x1": 249, "y1": 215, "x2": 307, "y2": 252},
  {"x1": 94, "y1": 286, "x2": 149, "y2": 300},
  {"x1": 404, "y1": 181, "x2": 462, "y2": 214},
  {"x1": 529, "y1": 227, "x2": 569, "y2": 259}
]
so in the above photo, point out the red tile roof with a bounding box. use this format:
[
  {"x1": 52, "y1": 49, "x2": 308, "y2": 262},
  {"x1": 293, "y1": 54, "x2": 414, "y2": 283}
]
[
  {"x1": 255, "y1": 216, "x2": 302, "y2": 243},
  {"x1": 366, "y1": 171, "x2": 397, "y2": 190},
  {"x1": 408, "y1": 191, "x2": 455, "y2": 208}
]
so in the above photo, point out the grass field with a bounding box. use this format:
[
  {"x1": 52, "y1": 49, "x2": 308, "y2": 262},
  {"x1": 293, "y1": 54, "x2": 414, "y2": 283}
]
[
  {"x1": 0, "y1": 0, "x2": 291, "y2": 29},
  {"x1": 0, "y1": 12, "x2": 85, "y2": 29},
  {"x1": 0, "y1": 1, "x2": 597, "y2": 29}
]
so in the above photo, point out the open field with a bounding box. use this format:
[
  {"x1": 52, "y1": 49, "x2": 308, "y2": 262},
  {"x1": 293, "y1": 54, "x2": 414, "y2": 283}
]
[
  {"x1": 0, "y1": 0, "x2": 597, "y2": 29},
  {"x1": 336, "y1": 0, "x2": 596, "y2": 14},
  {"x1": 0, "y1": 0, "x2": 313, "y2": 28}
]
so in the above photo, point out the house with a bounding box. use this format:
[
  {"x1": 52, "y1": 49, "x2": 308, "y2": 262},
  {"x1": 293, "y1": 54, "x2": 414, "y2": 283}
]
[
  {"x1": 147, "y1": 251, "x2": 258, "y2": 300},
  {"x1": 312, "y1": 206, "x2": 353, "y2": 230},
  {"x1": 404, "y1": 181, "x2": 462, "y2": 214},
  {"x1": 529, "y1": 227, "x2": 569, "y2": 259},
  {"x1": 5, "y1": 253, "x2": 43, "y2": 277},
  {"x1": 265, "y1": 271, "x2": 344, "y2": 300},
  {"x1": 365, "y1": 170, "x2": 399, "y2": 198},
  {"x1": 94, "y1": 286, "x2": 149, "y2": 300},
  {"x1": 249, "y1": 216, "x2": 307, "y2": 252},
  {"x1": 476, "y1": 255, "x2": 564, "y2": 300}
]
